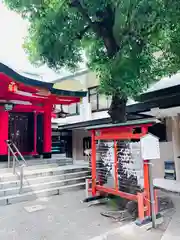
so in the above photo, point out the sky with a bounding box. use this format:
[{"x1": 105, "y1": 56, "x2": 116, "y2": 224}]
[{"x1": 0, "y1": 2, "x2": 83, "y2": 81}]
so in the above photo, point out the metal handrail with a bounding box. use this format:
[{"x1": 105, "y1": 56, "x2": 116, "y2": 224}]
[
  {"x1": 8, "y1": 141, "x2": 27, "y2": 166},
  {"x1": 6, "y1": 140, "x2": 27, "y2": 192}
]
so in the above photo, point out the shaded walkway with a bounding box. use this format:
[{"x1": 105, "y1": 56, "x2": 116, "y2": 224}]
[
  {"x1": 161, "y1": 196, "x2": 180, "y2": 240},
  {"x1": 153, "y1": 178, "x2": 180, "y2": 240}
]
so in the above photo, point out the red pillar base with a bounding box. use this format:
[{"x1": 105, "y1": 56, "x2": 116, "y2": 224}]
[
  {"x1": 0, "y1": 111, "x2": 8, "y2": 161},
  {"x1": 43, "y1": 152, "x2": 52, "y2": 159},
  {"x1": 0, "y1": 155, "x2": 8, "y2": 162}
]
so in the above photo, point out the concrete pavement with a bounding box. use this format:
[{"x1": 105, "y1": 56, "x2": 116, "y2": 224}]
[
  {"x1": 161, "y1": 196, "x2": 180, "y2": 240},
  {"x1": 0, "y1": 190, "x2": 121, "y2": 240},
  {"x1": 0, "y1": 189, "x2": 171, "y2": 240},
  {"x1": 89, "y1": 222, "x2": 165, "y2": 240}
]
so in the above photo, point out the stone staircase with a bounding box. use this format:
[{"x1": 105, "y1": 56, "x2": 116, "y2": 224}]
[
  {"x1": 0, "y1": 157, "x2": 73, "y2": 169},
  {"x1": 0, "y1": 164, "x2": 90, "y2": 205}
]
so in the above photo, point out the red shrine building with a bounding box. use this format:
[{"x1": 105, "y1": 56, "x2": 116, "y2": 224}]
[{"x1": 0, "y1": 63, "x2": 86, "y2": 161}]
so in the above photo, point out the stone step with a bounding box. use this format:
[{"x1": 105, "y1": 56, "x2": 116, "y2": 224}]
[
  {"x1": 0, "y1": 158, "x2": 73, "y2": 169},
  {"x1": 0, "y1": 163, "x2": 89, "y2": 206},
  {"x1": 0, "y1": 166, "x2": 89, "y2": 182},
  {"x1": 4, "y1": 163, "x2": 64, "y2": 171},
  {"x1": 0, "y1": 170, "x2": 90, "y2": 189},
  {"x1": 0, "y1": 163, "x2": 75, "y2": 175},
  {"x1": 25, "y1": 158, "x2": 73, "y2": 166},
  {"x1": 0, "y1": 182, "x2": 85, "y2": 206},
  {"x1": 0, "y1": 176, "x2": 86, "y2": 197}
]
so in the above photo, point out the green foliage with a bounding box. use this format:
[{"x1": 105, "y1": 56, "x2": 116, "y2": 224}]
[{"x1": 3, "y1": 0, "x2": 180, "y2": 99}]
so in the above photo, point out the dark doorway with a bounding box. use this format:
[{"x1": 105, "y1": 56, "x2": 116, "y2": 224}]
[
  {"x1": 64, "y1": 135, "x2": 72, "y2": 158},
  {"x1": 59, "y1": 131, "x2": 72, "y2": 158},
  {"x1": 83, "y1": 137, "x2": 91, "y2": 156},
  {"x1": 8, "y1": 112, "x2": 34, "y2": 153},
  {"x1": 36, "y1": 114, "x2": 44, "y2": 155}
]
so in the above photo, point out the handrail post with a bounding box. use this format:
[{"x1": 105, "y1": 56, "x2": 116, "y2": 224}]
[
  {"x1": 8, "y1": 147, "x2": 10, "y2": 168},
  {"x1": 19, "y1": 165, "x2": 24, "y2": 193},
  {"x1": 5, "y1": 140, "x2": 26, "y2": 192},
  {"x1": 85, "y1": 179, "x2": 89, "y2": 198},
  {"x1": 12, "y1": 143, "x2": 27, "y2": 166},
  {"x1": 13, "y1": 156, "x2": 15, "y2": 174}
]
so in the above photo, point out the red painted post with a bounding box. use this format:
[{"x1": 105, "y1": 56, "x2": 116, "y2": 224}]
[
  {"x1": 33, "y1": 112, "x2": 37, "y2": 155},
  {"x1": 137, "y1": 192, "x2": 145, "y2": 220},
  {"x1": 43, "y1": 104, "x2": 52, "y2": 158},
  {"x1": 91, "y1": 130, "x2": 96, "y2": 196},
  {"x1": 141, "y1": 126, "x2": 151, "y2": 217},
  {"x1": 143, "y1": 160, "x2": 151, "y2": 217},
  {"x1": 0, "y1": 110, "x2": 8, "y2": 160},
  {"x1": 114, "y1": 140, "x2": 118, "y2": 190},
  {"x1": 141, "y1": 126, "x2": 148, "y2": 136},
  {"x1": 154, "y1": 189, "x2": 159, "y2": 214}
]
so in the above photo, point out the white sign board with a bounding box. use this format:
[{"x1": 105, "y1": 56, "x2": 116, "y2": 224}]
[{"x1": 140, "y1": 133, "x2": 160, "y2": 160}]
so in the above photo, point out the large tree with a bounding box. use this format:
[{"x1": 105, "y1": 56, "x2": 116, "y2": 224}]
[{"x1": 4, "y1": 0, "x2": 180, "y2": 122}]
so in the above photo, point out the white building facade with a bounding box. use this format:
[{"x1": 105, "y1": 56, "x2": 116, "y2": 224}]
[{"x1": 52, "y1": 70, "x2": 180, "y2": 181}]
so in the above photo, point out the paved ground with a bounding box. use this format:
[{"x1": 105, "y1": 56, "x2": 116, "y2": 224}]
[
  {"x1": 91, "y1": 223, "x2": 166, "y2": 240},
  {"x1": 0, "y1": 190, "x2": 173, "y2": 240},
  {"x1": 161, "y1": 195, "x2": 180, "y2": 240},
  {"x1": 0, "y1": 190, "x2": 121, "y2": 240}
]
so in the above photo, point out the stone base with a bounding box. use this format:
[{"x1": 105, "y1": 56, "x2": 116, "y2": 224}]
[
  {"x1": 135, "y1": 213, "x2": 162, "y2": 227},
  {"x1": 33, "y1": 155, "x2": 41, "y2": 159},
  {"x1": 43, "y1": 152, "x2": 52, "y2": 159},
  {"x1": 0, "y1": 154, "x2": 8, "y2": 162}
]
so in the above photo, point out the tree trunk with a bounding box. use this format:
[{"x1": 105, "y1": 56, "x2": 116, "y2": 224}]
[
  {"x1": 108, "y1": 95, "x2": 127, "y2": 123},
  {"x1": 107, "y1": 95, "x2": 139, "y2": 216}
]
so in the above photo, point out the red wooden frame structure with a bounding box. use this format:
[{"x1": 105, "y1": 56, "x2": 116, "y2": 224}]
[{"x1": 86, "y1": 119, "x2": 159, "y2": 221}]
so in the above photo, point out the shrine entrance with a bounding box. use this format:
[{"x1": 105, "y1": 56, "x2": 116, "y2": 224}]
[
  {"x1": 8, "y1": 113, "x2": 34, "y2": 154},
  {"x1": 0, "y1": 62, "x2": 86, "y2": 161}
]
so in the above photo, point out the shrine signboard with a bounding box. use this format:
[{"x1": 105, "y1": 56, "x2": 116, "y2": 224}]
[
  {"x1": 140, "y1": 133, "x2": 160, "y2": 229},
  {"x1": 4, "y1": 103, "x2": 13, "y2": 111},
  {"x1": 140, "y1": 133, "x2": 160, "y2": 160}
]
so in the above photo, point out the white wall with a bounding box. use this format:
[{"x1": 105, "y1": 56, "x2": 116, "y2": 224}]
[
  {"x1": 150, "y1": 117, "x2": 176, "y2": 179},
  {"x1": 166, "y1": 117, "x2": 172, "y2": 141},
  {"x1": 52, "y1": 70, "x2": 138, "y2": 127},
  {"x1": 52, "y1": 70, "x2": 110, "y2": 126},
  {"x1": 85, "y1": 71, "x2": 99, "y2": 88},
  {"x1": 72, "y1": 129, "x2": 91, "y2": 161},
  {"x1": 53, "y1": 103, "x2": 109, "y2": 125},
  {"x1": 164, "y1": 116, "x2": 180, "y2": 180},
  {"x1": 171, "y1": 116, "x2": 180, "y2": 180},
  {"x1": 151, "y1": 141, "x2": 174, "y2": 179},
  {"x1": 53, "y1": 99, "x2": 138, "y2": 126}
]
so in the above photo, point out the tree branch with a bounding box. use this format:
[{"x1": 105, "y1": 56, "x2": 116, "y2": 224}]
[
  {"x1": 70, "y1": 0, "x2": 97, "y2": 31},
  {"x1": 70, "y1": 0, "x2": 119, "y2": 57},
  {"x1": 76, "y1": 25, "x2": 90, "y2": 39}
]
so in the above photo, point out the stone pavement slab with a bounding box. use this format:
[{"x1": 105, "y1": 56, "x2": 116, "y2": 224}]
[
  {"x1": 154, "y1": 178, "x2": 180, "y2": 194},
  {"x1": 0, "y1": 189, "x2": 172, "y2": 240},
  {"x1": 161, "y1": 196, "x2": 180, "y2": 240},
  {"x1": 89, "y1": 222, "x2": 164, "y2": 240},
  {"x1": 0, "y1": 190, "x2": 121, "y2": 240}
]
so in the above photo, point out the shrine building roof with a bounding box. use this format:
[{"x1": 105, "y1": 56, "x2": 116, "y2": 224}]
[
  {"x1": 86, "y1": 118, "x2": 160, "y2": 130},
  {"x1": 0, "y1": 63, "x2": 86, "y2": 105}
]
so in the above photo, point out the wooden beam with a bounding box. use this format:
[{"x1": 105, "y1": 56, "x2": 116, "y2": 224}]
[
  {"x1": 91, "y1": 130, "x2": 97, "y2": 196},
  {"x1": 95, "y1": 133, "x2": 145, "y2": 140},
  {"x1": 96, "y1": 185, "x2": 137, "y2": 201}
]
